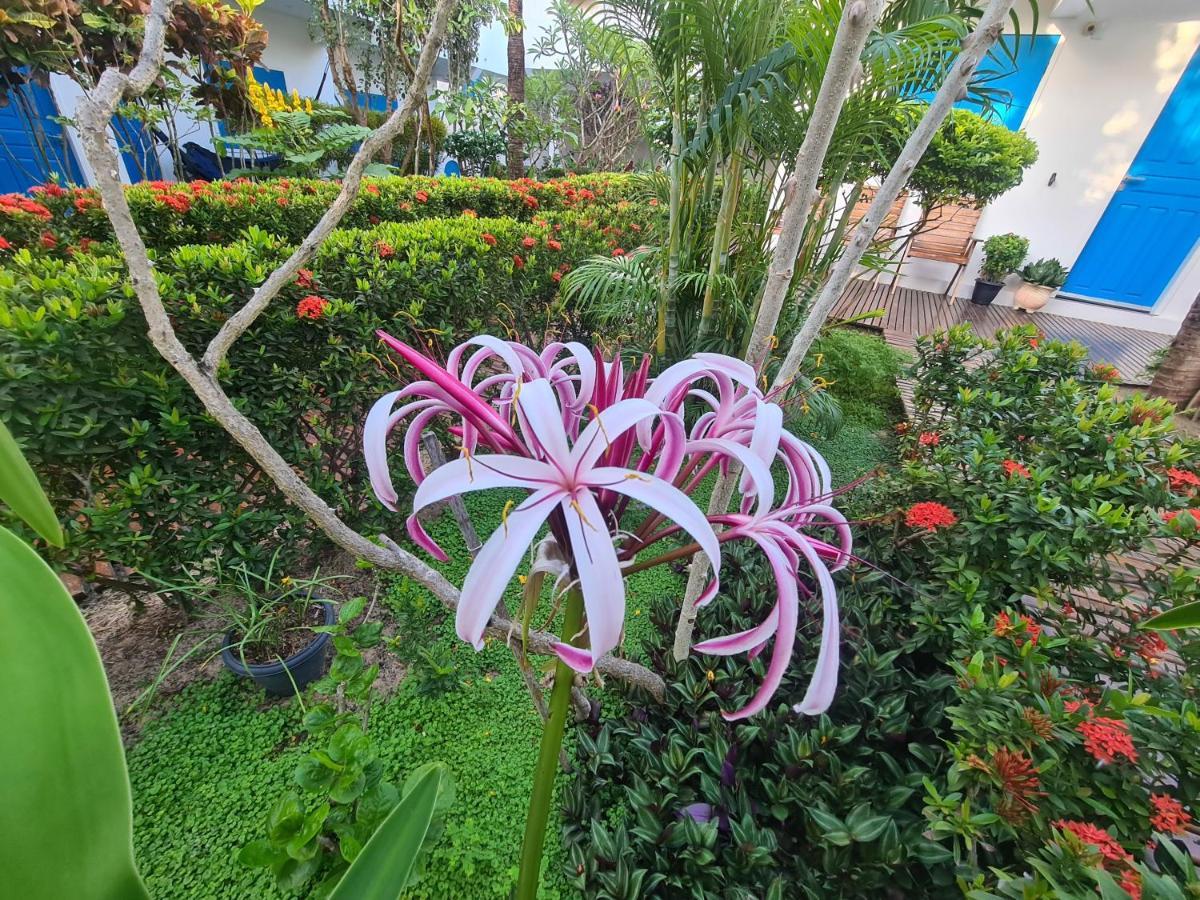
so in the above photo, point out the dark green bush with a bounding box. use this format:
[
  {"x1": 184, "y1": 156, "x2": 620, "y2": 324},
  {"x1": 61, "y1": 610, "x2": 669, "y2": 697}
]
[{"x1": 0, "y1": 207, "x2": 652, "y2": 587}]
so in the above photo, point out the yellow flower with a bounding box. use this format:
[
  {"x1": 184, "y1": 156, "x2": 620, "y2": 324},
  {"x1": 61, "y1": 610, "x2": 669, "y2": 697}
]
[{"x1": 305, "y1": 98, "x2": 313, "y2": 114}]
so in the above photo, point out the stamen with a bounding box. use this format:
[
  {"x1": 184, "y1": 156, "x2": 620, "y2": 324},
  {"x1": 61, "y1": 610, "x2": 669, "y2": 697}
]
[
  {"x1": 587, "y1": 403, "x2": 612, "y2": 447},
  {"x1": 500, "y1": 499, "x2": 515, "y2": 536},
  {"x1": 570, "y1": 498, "x2": 597, "y2": 530},
  {"x1": 458, "y1": 444, "x2": 475, "y2": 481}
]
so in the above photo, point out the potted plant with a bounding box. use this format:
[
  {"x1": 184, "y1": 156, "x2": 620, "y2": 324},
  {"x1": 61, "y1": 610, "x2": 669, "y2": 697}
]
[
  {"x1": 972, "y1": 233, "x2": 1029, "y2": 305},
  {"x1": 1014, "y1": 258, "x2": 1069, "y2": 312},
  {"x1": 154, "y1": 552, "x2": 344, "y2": 696}
]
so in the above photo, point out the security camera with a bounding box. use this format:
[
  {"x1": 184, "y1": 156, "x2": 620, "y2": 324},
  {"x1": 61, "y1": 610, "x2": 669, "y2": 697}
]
[{"x1": 1082, "y1": 20, "x2": 1100, "y2": 38}]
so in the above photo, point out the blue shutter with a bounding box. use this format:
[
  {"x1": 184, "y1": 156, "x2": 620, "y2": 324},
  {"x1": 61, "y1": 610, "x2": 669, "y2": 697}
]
[{"x1": 958, "y1": 35, "x2": 1061, "y2": 130}]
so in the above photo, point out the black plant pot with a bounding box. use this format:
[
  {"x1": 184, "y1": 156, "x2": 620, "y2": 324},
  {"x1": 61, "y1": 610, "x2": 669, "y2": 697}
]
[
  {"x1": 221, "y1": 601, "x2": 334, "y2": 696},
  {"x1": 970, "y1": 278, "x2": 1004, "y2": 305}
]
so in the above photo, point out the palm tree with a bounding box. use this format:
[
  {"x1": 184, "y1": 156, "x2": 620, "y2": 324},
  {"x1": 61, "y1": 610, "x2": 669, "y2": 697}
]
[
  {"x1": 506, "y1": 0, "x2": 526, "y2": 178},
  {"x1": 1150, "y1": 294, "x2": 1200, "y2": 411}
]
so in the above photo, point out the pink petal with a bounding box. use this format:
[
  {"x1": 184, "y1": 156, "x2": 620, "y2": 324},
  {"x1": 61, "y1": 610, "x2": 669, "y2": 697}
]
[
  {"x1": 457, "y1": 486, "x2": 560, "y2": 649},
  {"x1": 742, "y1": 401, "x2": 783, "y2": 494},
  {"x1": 694, "y1": 604, "x2": 780, "y2": 656},
  {"x1": 412, "y1": 455, "x2": 558, "y2": 516},
  {"x1": 514, "y1": 378, "x2": 573, "y2": 469},
  {"x1": 554, "y1": 490, "x2": 624, "y2": 672},
  {"x1": 790, "y1": 537, "x2": 841, "y2": 716},
  {"x1": 364, "y1": 390, "x2": 405, "y2": 510},
  {"x1": 686, "y1": 438, "x2": 775, "y2": 513}
]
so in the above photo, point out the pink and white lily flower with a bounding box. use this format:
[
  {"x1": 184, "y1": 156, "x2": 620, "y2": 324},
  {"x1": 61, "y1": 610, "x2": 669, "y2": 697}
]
[{"x1": 363, "y1": 332, "x2": 852, "y2": 718}]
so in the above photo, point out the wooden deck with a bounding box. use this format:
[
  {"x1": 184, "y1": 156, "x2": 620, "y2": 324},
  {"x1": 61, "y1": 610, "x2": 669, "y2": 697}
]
[{"x1": 833, "y1": 280, "x2": 1173, "y2": 385}]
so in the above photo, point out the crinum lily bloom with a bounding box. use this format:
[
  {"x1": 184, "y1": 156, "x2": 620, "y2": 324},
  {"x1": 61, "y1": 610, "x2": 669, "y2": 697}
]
[{"x1": 364, "y1": 332, "x2": 851, "y2": 719}]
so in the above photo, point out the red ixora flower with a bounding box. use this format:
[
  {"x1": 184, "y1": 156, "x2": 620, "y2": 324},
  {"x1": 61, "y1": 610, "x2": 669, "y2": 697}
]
[
  {"x1": 522, "y1": 236, "x2": 537, "y2": 249},
  {"x1": 376, "y1": 241, "x2": 395, "y2": 259},
  {"x1": 994, "y1": 611, "x2": 1040, "y2": 646},
  {"x1": 1002, "y1": 459, "x2": 1030, "y2": 478},
  {"x1": 905, "y1": 502, "x2": 957, "y2": 531},
  {"x1": 480, "y1": 233, "x2": 497, "y2": 246},
  {"x1": 414, "y1": 190, "x2": 429, "y2": 203},
  {"x1": 611, "y1": 247, "x2": 626, "y2": 257},
  {"x1": 461, "y1": 208, "x2": 477, "y2": 218},
  {"x1": 40, "y1": 230, "x2": 57, "y2": 249},
  {"x1": 0, "y1": 236, "x2": 10, "y2": 250},
  {"x1": 917, "y1": 431, "x2": 940, "y2": 447},
  {"x1": 296, "y1": 295, "x2": 329, "y2": 320},
  {"x1": 512, "y1": 254, "x2": 525, "y2": 269},
  {"x1": 1134, "y1": 632, "x2": 1167, "y2": 666},
  {"x1": 1091, "y1": 362, "x2": 1121, "y2": 382},
  {"x1": 1055, "y1": 820, "x2": 1131, "y2": 865},
  {"x1": 1167, "y1": 467, "x2": 1200, "y2": 493},
  {"x1": 551, "y1": 271, "x2": 563, "y2": 284},
  {"x1": 970, "y1": 747, "x2": 1045, "y2": 823},
  {"x1": 523, "y1": 194, "x2": 539, "y2": 209},
  {"x1": 1149, "y1": 794, "x2": 1192, "y2": 835},
  {"x1": 1078, "y1": 715, "x2": 1137, "y2": 765},
  {"x1": 546, "y1": 239, "x2": 562, "y2": 251}
]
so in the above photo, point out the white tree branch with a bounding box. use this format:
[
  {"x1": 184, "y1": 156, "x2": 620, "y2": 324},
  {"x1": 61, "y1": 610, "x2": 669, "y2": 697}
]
[
  {"x1": 72, "y1": 0, "x2": 666, "y2": 701},
  {"x1": 770, "y1": 0, "x2": 1017, "y2": 392},
  {"x1": 743, "y1": 0, "x2": 885, "y2": 374}
]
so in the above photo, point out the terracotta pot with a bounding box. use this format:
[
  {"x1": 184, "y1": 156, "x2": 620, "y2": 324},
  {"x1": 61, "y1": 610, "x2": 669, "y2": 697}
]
[{"x1": 1014, "y1": 281, "x2": 1054, "y2": 312}]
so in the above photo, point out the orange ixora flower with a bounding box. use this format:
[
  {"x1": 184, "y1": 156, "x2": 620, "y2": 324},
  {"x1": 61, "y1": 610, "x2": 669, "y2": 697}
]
[
  {"x1": 970, "y1": 748, "x2": 1045, "y2": 823},
  {"x1": 414, "y1": 190, "x2": 429, "y2": 202},
  {"x1": 1077, "y1": 715, "x2": 1137, "y2": 765},
  {"x1": 1002, "y1": 459, "x2": 1030, "y2": 478},
  {"x1": 512, "y1": 254, "x2": 525, "y2": 269},
  {"x1": 917, "y1": 431, "x2": 940, "y2": 447},
  {"x1": 1090, "y1": 362, "x2": 1120, "y2": 382},
  {"x1": 522, "y1": 236, "x2": 537, "y2": 249},
  {"x1": 1163, "y1": 508, "x2": 1200, "y2": 525},
  {"x1": 546, "y1": 239, "x2": 562, "y2": 251},
  {"x1": 905, "y1": 501, "x2": 957, "y2": 531},
  {"x1": 296, "y1": 295, "x2": 330, "y2": 320},
  {"x1": 1149, "y1": 794, "x2": 1191, "y2": 835},
  {"x1": 1055, "y1": 820, "x2": 1131, "y2": 866},
  {"x1": 1167, "y1": 467, "x2": 1200, "y2": 493},
  {"x1": 480, "y1": 233, "x2": 497, "y2": 246},
  {"x1": 375, "y1": 241, "x2": 395, "y2": 259}
]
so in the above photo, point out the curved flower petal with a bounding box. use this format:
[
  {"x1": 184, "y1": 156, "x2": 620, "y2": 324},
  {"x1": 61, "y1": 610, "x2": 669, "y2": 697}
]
[
  {"x1": 790, "y1": 537, "x2": 841, "y2": 716},
  {"x1": 364, "y1": 390, "x2": 405, "y2": 510},
  {"x1": 456, "y1": 486, "x2": 560, "y2": 650},
  {"x1": 742, "y1": 400, "x2": 783, "y2": 494},
  {"x1": 718, "y1": 537, "x2": 798, "y2": 721},
  {"x1": 694, "y1": 604, "x2": 779, "y2": 656},
  {"x1": 514, "y1": 378, "x2": 573, "y2": 469},
  {"x1": 553, "y1": 490, "x2": 625, "y2": 672},
  {"x1": 686, "y1": 438, "x2": 775, "y2": 513},
  {"x1": 586, "y1": 467, "x2": 722, "y2": 598}
]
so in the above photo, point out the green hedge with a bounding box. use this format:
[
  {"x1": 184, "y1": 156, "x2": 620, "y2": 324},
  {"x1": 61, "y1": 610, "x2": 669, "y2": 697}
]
[
  {"x1": 0, "y1": 205, "x2": 653, "y2": 586},
  {"x1": 4, "y1": 173, "x2": 647, "y2": 250}
]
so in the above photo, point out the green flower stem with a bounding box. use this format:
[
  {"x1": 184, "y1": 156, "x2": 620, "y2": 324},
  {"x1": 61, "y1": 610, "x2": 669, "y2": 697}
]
[{"x1": 515, "y1": 586, "x2": 584, "y2": 900}]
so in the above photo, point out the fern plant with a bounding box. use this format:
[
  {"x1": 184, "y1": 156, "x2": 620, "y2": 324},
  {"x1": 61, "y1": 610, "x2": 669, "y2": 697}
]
[{"x1": 220, "y1": 109, "x2": 374, "y2": 178}]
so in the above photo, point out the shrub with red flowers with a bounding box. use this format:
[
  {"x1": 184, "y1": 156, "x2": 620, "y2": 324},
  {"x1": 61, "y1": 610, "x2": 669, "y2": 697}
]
[
  {"x1": 295, "y1": 295, "x2": 330, "y2": 320},
  {"x1": 904, "y1": 501, "x2": 957, "y2": 531}
]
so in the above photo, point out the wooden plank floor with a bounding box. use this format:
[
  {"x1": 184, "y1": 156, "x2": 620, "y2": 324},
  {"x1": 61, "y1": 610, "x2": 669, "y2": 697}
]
[{"x1": 834, "y1": 280, "x2": 1173, "y2": 385}]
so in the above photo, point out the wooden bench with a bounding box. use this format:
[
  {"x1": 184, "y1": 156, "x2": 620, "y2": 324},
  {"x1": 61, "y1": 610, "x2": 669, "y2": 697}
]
[
  {"x1": 844, "y1": 186, "x2": 908, "y2": 243},
  {"x1": 886, "y1": 202, "x2": 982, "y2": 301}
]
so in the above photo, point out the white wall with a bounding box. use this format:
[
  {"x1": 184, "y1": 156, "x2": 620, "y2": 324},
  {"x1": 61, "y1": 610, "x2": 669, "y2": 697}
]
[{"x1": 900, "y1": 0, "x2": 1200, "y2": 335}]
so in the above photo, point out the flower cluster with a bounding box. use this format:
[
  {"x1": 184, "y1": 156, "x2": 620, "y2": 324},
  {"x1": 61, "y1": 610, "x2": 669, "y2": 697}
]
[
  {"x1": 295, "y1": 295, "x2": 329, "y2": 320},
  {"x1": 247, "y1": 70, "x2": 313, "y2": 127},
  {"x1": 905, "y1": 501, "x2": 957, "y2": 531},
  {"x1": 1053, "y1": 821, "x2": 1139, "y2": 898},
  {"x1": 1149, "y1": 794, "x2": 1191, "y2": 835},
  {"x1": 364, "y1": 335, "x2": 851, "y2": 720},
  {"x1": 1166, "y1": 467, "x2": 1200, "y2": 494},
  {"x1": 1002, "y1": 459, "x2": 1030, "y2": 478},
  {"x1": 1076, "y1": 715, "x2": 1137, "y2": 765},
  {"x1": 917, "y1": 431, "x2": 940, "y2": 447}
]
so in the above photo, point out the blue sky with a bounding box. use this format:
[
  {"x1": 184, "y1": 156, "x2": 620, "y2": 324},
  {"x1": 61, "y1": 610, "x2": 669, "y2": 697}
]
[{"x1": 474, "y1": 0, "x2": 559, "y2": 75}]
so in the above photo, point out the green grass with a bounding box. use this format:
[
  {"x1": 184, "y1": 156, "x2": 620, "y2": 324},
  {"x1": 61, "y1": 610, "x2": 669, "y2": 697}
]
[
  {"x1": 126, "y1": 489, "x2": 685, "y2": 900},
  {"x1": 125, "y1": 330, "x2": 903, "y2": 897}
]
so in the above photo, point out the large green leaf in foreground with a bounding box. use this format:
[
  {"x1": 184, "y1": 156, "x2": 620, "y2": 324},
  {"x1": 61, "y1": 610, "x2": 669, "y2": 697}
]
[{"x1": 0, "y1": 525, "x2": 148, "y2": 900}]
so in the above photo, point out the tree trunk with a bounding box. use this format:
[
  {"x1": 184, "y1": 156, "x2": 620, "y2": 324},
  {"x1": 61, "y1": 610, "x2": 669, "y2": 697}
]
[
  {"x1": 1150, "y1": 294, "x2": 1200, "y2": 408},
  {"x1": 506, "y1": 0, "x2": 525, "y2": 178}
]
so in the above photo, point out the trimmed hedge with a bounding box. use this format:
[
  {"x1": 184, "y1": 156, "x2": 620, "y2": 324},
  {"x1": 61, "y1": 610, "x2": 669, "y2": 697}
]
[
  {"x1": 3, "y1": 173, "x2": 647, "y2": 251},
  {"x1": 0, "y1": 204, "x2": 654, "y2": 586}
]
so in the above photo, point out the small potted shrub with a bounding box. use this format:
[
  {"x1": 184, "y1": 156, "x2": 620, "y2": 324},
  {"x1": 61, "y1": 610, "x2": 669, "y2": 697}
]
[
  {"x1": 972, "y1": 233, "x2": 1028, "y2": 305},
  {"x1": 1014, "y1": 258, "x2": 1068, "y2": 311},
  {"x1": 154, "y1": 552, "x2": 343, "y2": 696}
]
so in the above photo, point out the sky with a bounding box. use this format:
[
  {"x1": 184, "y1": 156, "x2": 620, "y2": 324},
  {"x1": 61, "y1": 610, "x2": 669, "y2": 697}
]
[{"x1": 474, "y1": 0, "x2": 559, "y2": 76}]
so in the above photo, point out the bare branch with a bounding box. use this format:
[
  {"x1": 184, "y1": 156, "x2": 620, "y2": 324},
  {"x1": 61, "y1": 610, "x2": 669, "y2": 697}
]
[
  {"x1": 200, "y1": 0, "x2": 459, "y2": 374},
  {"x1": 71, "y1": 0, "x2": 667, "y2": 701},
  {"x1": 771, "y1": 0, "x2": 1018, "y2": 391}
]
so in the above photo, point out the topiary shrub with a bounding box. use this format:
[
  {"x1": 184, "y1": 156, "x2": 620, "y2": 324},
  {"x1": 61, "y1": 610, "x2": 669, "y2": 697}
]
[{"x1": 0, "y1": 206, "x2": 652, "y2": 589}]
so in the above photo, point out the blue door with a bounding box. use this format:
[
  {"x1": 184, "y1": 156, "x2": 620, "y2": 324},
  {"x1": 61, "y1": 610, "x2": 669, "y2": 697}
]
[
  {"x1": 1063, "y1": 47, "x2": 1200, "y2": 309},
  {"x1": 0, "y1": 79, "x2": 85, "y2": 193}
]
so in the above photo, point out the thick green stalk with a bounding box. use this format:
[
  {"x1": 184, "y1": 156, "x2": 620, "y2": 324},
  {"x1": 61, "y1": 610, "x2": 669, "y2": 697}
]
[
  {"x1": 515, "y1": 587, "x2": 584, "y2": 900},
  {"x1": 699, "y1": 146, "x2": 745, "y2": 337}
]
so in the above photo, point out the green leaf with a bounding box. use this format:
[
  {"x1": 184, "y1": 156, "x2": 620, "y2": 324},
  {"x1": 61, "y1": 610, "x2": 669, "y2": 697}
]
[
  {"x1": 0, "y1": 420, "x2": 63, "y2": 546},
  {"x1": 0, "y1": 525, "x2": 148, "y2": 898},
  {"x1": 1144, "y1": 601, "x2": 1200, "y2": 631},
  {"x1": 329, "y1": 763, "x2": 450, "y2": 899}
]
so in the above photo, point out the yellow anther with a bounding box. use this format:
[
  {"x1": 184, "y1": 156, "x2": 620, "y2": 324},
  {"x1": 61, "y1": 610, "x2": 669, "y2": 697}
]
[
  {"x1": 458, "y1": 444, "x2": 475, "y2": 481},
  {"x1": 587, "y1": 403, "x2": 612, "y2": 446},
  {"x1": 570, "y1": 498, "x2": 597, "y2": 530},
  {"x1": 624, "y1": 472, "x2": 648, "y2": 481},
  {"x1": 768, "y1": 334, "x2": 779, "y2": 349},
  {"x1": 500, "y1": 499, "x2": 516, "y2": 536},
  {"x1": 814, "y1": 352, "x2": 824, "y2": 368},
  {"x1": 706, "y1": 669, "x2": 715, "y2": 682}
]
